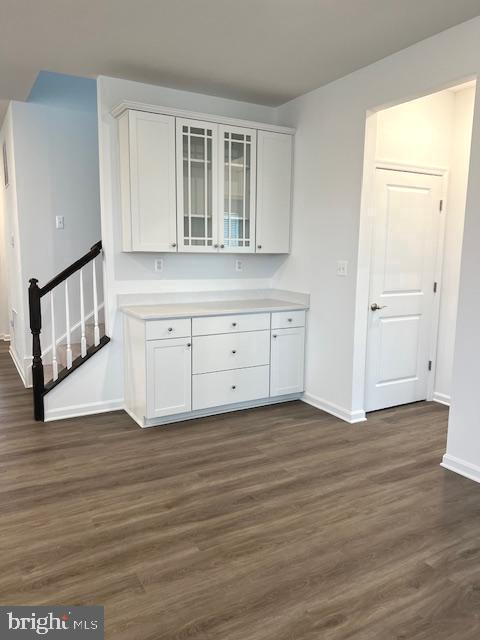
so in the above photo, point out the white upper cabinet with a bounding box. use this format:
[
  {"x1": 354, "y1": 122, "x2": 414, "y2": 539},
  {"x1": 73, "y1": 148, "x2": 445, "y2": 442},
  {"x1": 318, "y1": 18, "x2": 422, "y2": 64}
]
[
  {"x1": 219, "y1": 125, "x2": 256, "y2": 253},
  {"x1": 119, "y1": 110, "x2": 177, "y2": 252},
  {"x1": 116, "y1": 106, "x2": 294, "y2": 255},
  {"x1": 176, "y1": 119, "x2": 218, "y2": 252},
  {"x1": 256, "y1": 131, "x2": 293, "y2": 254}
]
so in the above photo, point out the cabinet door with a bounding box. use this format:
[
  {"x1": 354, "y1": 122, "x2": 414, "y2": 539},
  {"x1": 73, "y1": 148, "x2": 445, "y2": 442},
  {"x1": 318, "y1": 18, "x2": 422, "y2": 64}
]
[
  {"x1": 146, "y1": 338, "x2": 192, "y2": 418},
  {"x1": 176, "y1": 119, "x2": 218, "y2": 252},
  {"x1": 270, "y1": 327, "x2": 305, "y2": 397},
  {"x1": 256, "y1": 131, "x2": 293, "y2": 254},
  {"x1": 119, "y1": 110, "x2": 177, "y2": 252},
  {"x1": 219, "y1": 125, "x2": 256, "y2": 253}
]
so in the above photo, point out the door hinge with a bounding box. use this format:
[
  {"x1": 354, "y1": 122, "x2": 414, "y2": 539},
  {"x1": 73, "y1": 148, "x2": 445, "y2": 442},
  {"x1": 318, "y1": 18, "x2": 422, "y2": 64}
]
[
  {"x1": 439, "y1": 199, "x2": 443, "y2": 212},
  {"x1": 433, "y1": 282, "x2": 438, "y2": 293},
  {"x1": 428, "y1": 360, "x2": 433, "y2": 371}
]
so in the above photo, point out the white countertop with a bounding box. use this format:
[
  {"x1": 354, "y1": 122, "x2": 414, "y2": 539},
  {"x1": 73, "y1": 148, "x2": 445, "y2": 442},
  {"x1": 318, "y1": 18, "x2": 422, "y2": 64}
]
[{"x1": 121, "y1": 298, "x2": 308, "y2": 320}]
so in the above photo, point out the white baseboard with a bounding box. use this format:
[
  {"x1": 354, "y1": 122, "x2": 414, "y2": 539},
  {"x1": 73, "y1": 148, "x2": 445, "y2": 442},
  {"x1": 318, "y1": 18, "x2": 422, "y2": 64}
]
[
  {"x1": 9, "y1": 346, "x2": 28, "y2": 388},
  {"x1": 441, "y1": 454, "x2": 480, "y2": 484},
  {"x1": 44, "y1": 398, "x2": 124, "y2": 422},
  {"x1": 433, "y1": 391, "x2": 451, "y2": 406},
  {"x1": 302, "y1": 392, "x2": 366, "y2": 424}
]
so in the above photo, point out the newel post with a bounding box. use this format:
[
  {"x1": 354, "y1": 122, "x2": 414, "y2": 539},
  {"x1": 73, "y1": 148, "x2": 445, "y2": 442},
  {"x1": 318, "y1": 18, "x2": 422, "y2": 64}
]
[{"x1": 29, "y1": 278, "x2": 45, "y2": 421}]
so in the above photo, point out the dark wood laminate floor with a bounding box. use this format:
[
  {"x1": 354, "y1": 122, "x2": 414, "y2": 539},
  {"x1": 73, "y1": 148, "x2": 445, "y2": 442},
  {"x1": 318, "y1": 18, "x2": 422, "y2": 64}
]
[{"x1": 1, "y1": 341, "x2": 479, "y2": 639}]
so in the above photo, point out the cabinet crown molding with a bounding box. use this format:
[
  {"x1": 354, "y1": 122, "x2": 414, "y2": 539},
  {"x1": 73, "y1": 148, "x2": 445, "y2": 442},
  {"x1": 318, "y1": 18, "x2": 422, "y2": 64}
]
[{"x1": 111, "y1": 100, "x2": 296, "y2": 136}]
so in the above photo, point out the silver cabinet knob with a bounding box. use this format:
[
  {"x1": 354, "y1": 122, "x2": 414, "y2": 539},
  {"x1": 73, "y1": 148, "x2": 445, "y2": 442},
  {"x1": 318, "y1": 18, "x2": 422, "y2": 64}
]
[
  {"x1": 231, "y1": 385, "x2": 236, "y2": 390},
  {"x1": 168, "y1": 327, "x2": 173, "y2": 332},
  {"x1": 371, "y1": 303, "x2": 388, "y2": 311},
  {"x1": 220, "y1": 244, "x2": 225, "y2": 249},
  {"x1": 171, "y1": 242, "x2": 177, "y2": 248},
  {"x1": 232, "y1": 350, "x2": 237, "y2": 354},
  {"x1": 287, "y1": 318, "x2": 293, "y2": 322},
  {"x1": 214, "y1": 244, "x2": 219, "y2": 248},
  {"x1": 187, "y1": 343, "x2": 191, "y2": 347},
  {"x1": 232, "y1": 322, "x2": 237, "y2": 327},
  {"x1": 273, "y1": 334, "x2": 277, "y2": 338},
  {"x1": 257, "y1": 244, "x2": 262, "y2": 250}
]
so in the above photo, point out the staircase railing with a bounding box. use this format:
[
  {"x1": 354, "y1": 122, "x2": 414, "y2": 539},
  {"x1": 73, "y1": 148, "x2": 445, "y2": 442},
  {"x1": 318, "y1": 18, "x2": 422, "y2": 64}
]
[{"x1": 28, "y1": 240, "x2": 110, "y2": 421}]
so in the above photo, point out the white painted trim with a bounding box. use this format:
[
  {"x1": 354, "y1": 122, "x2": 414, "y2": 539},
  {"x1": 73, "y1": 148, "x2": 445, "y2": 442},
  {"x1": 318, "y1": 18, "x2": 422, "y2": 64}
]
[
  {"x1": 9, "y1": 345, "x2": 28, "y2": 388},
  {"x1": 44, "y1": 398, "x2": 124, "y2": 422},
  {"x1": 0, "y1": 334, "x2": 10, "y2": 341},
  {"x1": 302, "y1": 392, "x2": 367, "y2": 424},
  {"x1": 433, "y1": 391, "x2": 451, "y2": 406},
  {"x1": 375, "y1": 160, "x2": 447, "y2": 176},
  {"x1": 441, "y1": 454, "x2": 480, "y2": 484},
  {"x1": 111, "y1": 100, "x2": 296, "y2": 135}
]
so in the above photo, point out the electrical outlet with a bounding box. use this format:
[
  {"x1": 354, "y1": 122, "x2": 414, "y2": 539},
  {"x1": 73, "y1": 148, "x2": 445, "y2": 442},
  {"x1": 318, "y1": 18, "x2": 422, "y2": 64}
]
[
  {"x1": 154, "y1": 258, "x2": 164, "y2": 273},
  {"x1": 336, "y1": 260, "x2": 348, "y2": 277},
  {"x1": 56, "y1": 215, "x2": 65, "y2": 230},
  {"x1": 235, "y1": 259, "x2": 244, "y2": 272}
]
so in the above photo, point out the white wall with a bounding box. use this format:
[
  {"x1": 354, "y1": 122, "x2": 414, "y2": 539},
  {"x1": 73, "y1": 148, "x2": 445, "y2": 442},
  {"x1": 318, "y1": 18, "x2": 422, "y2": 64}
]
[
  {"x1": 371, "y1": 86, "x2": 475, "y2": 405},
  {"x1": 435, "y1": 87, "x2": 475, "y2": 404},
  {"x1": 273, "y1": 17, "x2": 480, "y2": 433},
  {"x1": 44, "y1": 76, "x2": 284, "y2": 418},
  {"x1": 0, "y1": 107, "x2": 28, "y2": 374},
  {"x1": 0, "y1": 97, "x2": 101, "y2": 383},
  {"x1": 0, "y1": 158, "x2": 9, "y2": 340}
]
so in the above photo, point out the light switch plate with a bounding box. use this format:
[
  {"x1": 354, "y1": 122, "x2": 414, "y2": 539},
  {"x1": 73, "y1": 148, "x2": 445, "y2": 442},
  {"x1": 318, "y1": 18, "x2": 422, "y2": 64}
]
[
  {"x1": 336, "y1": 260, "x2": 348, "y2": 277},
  {"x1": 56, "y1": 215, "x2": 65, "y2": 230}
]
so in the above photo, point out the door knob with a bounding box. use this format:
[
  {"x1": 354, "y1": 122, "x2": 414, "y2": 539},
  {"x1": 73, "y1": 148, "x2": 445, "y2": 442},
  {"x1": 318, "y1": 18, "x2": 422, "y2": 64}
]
[{"x1": 371, "y1": 303, "x2": 387, "y2": 311}]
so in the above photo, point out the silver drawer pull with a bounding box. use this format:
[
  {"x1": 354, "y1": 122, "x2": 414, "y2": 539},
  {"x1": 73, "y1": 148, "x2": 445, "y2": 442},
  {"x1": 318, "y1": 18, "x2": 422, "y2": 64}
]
[
  {"x1": 232, "y1": 322, "x2": 237, "y2": 327},
  {"x1": 231, "y1": 385, "x2": 237, "y2": 390},
  {"x1": 168, "y1": 327, "x2": 174, "y2": 332}
]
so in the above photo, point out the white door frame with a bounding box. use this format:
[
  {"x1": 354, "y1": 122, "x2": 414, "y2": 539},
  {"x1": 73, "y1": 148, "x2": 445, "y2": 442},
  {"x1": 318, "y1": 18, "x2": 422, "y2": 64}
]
[{"x1": 364, "y1": 160, "x2": 449, "y2": 410}]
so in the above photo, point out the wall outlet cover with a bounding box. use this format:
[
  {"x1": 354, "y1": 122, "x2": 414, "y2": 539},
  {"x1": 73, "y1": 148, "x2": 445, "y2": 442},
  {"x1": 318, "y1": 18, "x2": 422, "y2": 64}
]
[
  {"x1": 55, "y1": 215, "x2": 65, "y2": 230},
  {"x1": 154, "y1": 258, "x2": 164, "y2": 273},
  {"x1": 235, "y1": 259, "x2": 244, "y2": 272},
  {"x1": 336, "y1": 260, "x2": 348, "y2": 277}
]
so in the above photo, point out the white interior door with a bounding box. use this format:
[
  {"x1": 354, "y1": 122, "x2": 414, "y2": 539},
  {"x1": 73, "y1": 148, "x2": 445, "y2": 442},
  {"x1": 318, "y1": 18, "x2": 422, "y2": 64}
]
[{"x1": 365, "y1": 168, "x2": 443, "y2": 412}]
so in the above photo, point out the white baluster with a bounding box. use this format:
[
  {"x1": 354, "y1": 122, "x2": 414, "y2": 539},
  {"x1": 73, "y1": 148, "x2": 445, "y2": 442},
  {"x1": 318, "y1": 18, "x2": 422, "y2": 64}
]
[
  {"x1": 65, "y1": 279, "x2": 73, "y2": 368},
  {"x1": 92, "y1": 258, "x2": 100, "y2": 346},
  {"x1": 79, "y1": 268, "x2": 87, "y2": 357},
  {"x1": 50, "y1": 291, "x2": 58, "y2": 381}
]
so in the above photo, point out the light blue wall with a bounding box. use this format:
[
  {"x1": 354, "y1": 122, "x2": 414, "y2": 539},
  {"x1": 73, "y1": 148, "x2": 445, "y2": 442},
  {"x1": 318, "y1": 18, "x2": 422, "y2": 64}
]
[{"x1": 27, "y1": 71, "x2": 97, "y2": 113}]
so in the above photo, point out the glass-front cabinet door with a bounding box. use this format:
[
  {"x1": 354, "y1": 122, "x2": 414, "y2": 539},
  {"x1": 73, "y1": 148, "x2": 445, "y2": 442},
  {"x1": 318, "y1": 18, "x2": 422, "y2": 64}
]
[
  {"x1": 176, "y1": 119, "x2": 218, "y2": 251},
  {"x1": 219, "y1": 126, "x2": 256, "y2": 252}
]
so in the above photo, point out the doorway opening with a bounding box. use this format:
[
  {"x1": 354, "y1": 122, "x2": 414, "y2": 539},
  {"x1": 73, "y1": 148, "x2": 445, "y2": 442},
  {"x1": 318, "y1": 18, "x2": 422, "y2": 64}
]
[{"x1": 357, "y1": 80, "x2": 476, "y2": 415}]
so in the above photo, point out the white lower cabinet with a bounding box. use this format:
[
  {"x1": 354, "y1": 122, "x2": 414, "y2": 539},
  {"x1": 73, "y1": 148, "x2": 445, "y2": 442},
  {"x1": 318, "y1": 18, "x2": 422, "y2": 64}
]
[
  {"x1": 270, "y1": 327, "x2": 305, "y2": 396},
  {"x1": 124, "y1": 308, "x2": 306, "y2": 427},
  {"x1": 193, "y1": 366, "x2": 270, "y2": 411},
  {"x1": 146, "y1": 338, "x2": 192, "y2": 418}
]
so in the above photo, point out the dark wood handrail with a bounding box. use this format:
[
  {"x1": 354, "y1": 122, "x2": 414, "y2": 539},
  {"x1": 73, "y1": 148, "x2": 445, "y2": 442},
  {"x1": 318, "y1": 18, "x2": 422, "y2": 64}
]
[
  {"x1": 39, "y1": 241, "x2": 102, "y2": 297},
  {"x1": 28, "y1": 240, "x2": 104, "y2": 421}
]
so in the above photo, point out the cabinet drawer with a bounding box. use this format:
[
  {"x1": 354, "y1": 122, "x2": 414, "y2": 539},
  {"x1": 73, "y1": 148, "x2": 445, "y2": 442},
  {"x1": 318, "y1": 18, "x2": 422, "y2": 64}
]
[
  {"x1": 146, "y1": 318, "x2": 191, "y2": 340},
  {"x1": 193, "y1": 366, "x2": 270, "y2": 411},
  {"x1": 192, "y1": 313, "x2": 270, "y2": 336},
  {"x1": 193, "y1": 331, "x2": 270, "y2": 374},
  {"x1": 271, "y1": 310, "x2": 305, "y2": 329}
]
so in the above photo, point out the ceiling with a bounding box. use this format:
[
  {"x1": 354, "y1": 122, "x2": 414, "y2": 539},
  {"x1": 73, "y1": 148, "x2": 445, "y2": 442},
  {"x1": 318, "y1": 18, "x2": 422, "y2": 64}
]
[{"x1": 1, "y1": 0, "x2": 480, "y2": 121}]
